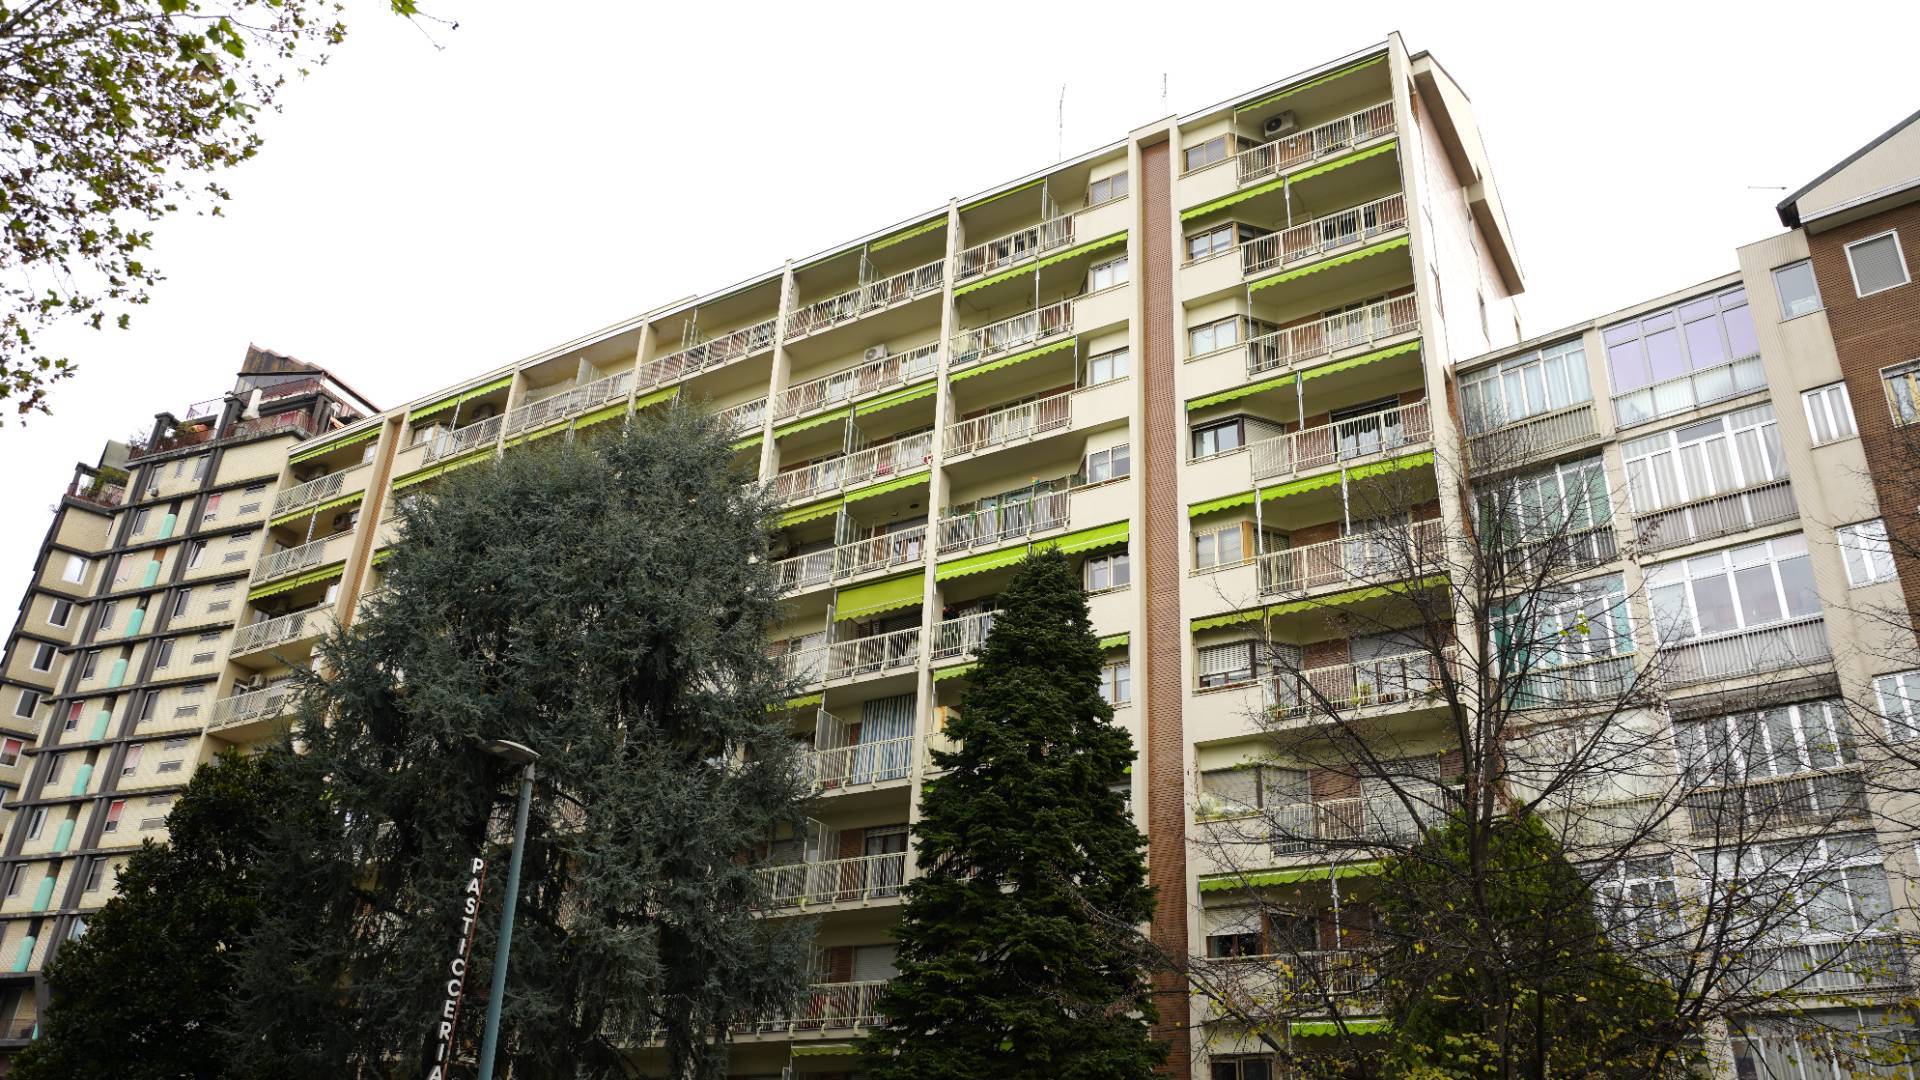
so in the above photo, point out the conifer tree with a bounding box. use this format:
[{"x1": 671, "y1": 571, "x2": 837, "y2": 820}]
[{"x1": 864, "y1": 549, "x2": 1161, "y2": 1080}]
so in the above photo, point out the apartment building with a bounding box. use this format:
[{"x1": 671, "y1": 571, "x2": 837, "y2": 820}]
[{"x1": 0, "y1": 347, "x2": 374, "y2": 1056}]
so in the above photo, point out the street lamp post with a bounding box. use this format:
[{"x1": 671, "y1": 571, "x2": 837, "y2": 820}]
[{"x1": 477, "y1": 739, "x2": 539, "y2": 1080}]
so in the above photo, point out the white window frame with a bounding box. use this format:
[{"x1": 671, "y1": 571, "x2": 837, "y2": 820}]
[
  {"x1": 1188, "y1": 316, "x2": 1242, "y2": 358},
  {"x1": 1801, "y1": 382, "x2": 1856, "y2": 445},
  {"x1": 12, "y1": 689, "x2": 37, "y2": 719},
  {"x1": 1646, "y1": 534, "x2": 1820, "y2": 644},
  {"x1": 1618, "y1": 403, "x2": 1784, "y2": 515},
  {"x1": 1196, "y1": 640, "x2": 1259, "y2": 689},
  {"x1": 1088, "y1": 255, "x2": 1129, "y2": 292},
  {"x1": 1084, "y1": 444, "x2": 1130, "y2": 484},
  {"x1": 24, "y1": 808, "x2": 45, "y2": 840},
  {"x1": 1084, "y1": 553, "x2": 1130, "y2": 593},
  {"x1": 1100, "y1": 660, "x2": 1132, "y2": 706},
  {"x1": 1087, "y1": 172, "x2": 1128, "y2": 207},
  {"x1": 29, "y1": 643, "x2": 54, "y2": 673},
  {"x1": 1874, "y1": 669, "x2": 1920, "y2": 743},
  {"x1": 1837, "y1": 519, "x2": 1898, "y2": 587},
  {"x1": 1844, "y1": 229, "x2": 1910, "y2": 298},
  {"x1": 1458, "y1": 338, "x2": 1592, "y2": 435},
  {"x1": 47, "y1": 599, "x2": 71, "y2": 628},
  {"x1": 1771, "y1": 259, "x2": 1823, "y2": 318},
  {"x1": 61, "y1": 555, "x2": 87, "y2": 584},
  {"x1": 1085, "y1": 348, "x2": 1131, "y2": 387},
  {"x1": 1674, "y1": 699, "x2": 1855, "y2": 786},
  {"x1": 1194, "y1": 523, "x2": 1247, "y2": 570}
]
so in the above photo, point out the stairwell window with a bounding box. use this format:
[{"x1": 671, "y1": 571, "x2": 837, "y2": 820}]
[
  {"x1": 1837, "y1": 520, "x2": 1897, "y2": 587},
  {"x1": 1845, "y1": 231, "x2": 1909, "y2": 297},
  {"x1": 1802, "y1": 383, "x2": 1857, "y2": 445},
  {"x1": 1772, "y1": 259, "x2": 1823, "y2": 318}
]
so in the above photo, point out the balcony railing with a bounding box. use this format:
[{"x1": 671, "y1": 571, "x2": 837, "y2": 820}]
[
  {"x1": 773, "y1": 527, "x2": 927, "y2": 594},
  {"x1": 805, "y1": 732, "x2": 914, "y2": 791},
  {"x1": 767, "y1": 432, "x2": 933, "y2": 505},
  {"x1": 1491, "y1": 524, "x2": 1619, "y2": 580},
  {"x1": 1201, "y1": 949, "x2": 1381, "y2": 1016},
  {"x1": 208, "y1": 682, "x2": 296, "y2": 732},
  {"x1": 733, "y1": 980, "x2": 887, "y2": 1035},
  {"x1": 1248, "y1": 399, "x2": 1431, "y2": 483},
  {"x1": 1743, "y1": 936, "x2": 1908, "y2": 995},
  {"x1": 1633, "y1": 479, "x2": 1796, "y2": 554},
  {"x1": 254, "y1": 536, "x2": 336, "y2": 584},
  {"x1": 1657, "y1": 614, "x2": 1830, "y2": 688},
  {"x1": 1465, "y1": 402, "x2": 1600, "y2": 471},
  {"x1": 785, "y1": 260, "x2": 944, "y2": 340},
  {"x1": 954, "y1": 216, "x2": 1076, "y2": 282},
  {"x1": 503, "y1": 370, "x2": 634, "y2": 438},
  {"x1": 425, "y1": 413, "x2": 505, "y2": 463},
  {"x1": 781, "y1": 627, "x2": 924, "y2": 687},
  {"x1": 949, "y1": 300, "x2": 1073, "y2": 371},
  {"x1": 944, "y1": 389, "x2": 1072, "y2": 457},
  {"x1": 936, "y1": 491, "x2": 1070, "y2": 554},
  {"x1": 640, "y1": 318, "x2": 778, "y2": 389},
  {"x1": 932, "y1": 611, "x2": 995, "y2": 660},
  {"x1": 1240, "y1": 192, "x2": 1407, "y2": 277},
  {"x1": 270, "y1": 471, "x2": 347, "y2": 516},
  {"x1": 759, "y1": 852, "x2": 909, "y2": 910},
  {"x1": 1257, "y1": 787, "x2": 1461, "y2": 854},
  {"x1": 1682, "y1": 766, "x2": 1869, "y2": 839},
  {"x1": 230, "y1": 607, "x2": 325, "y2": 657},
  {"x1": 774, "y1": 342, "x2": 939, "y2": 422},
  {"x1": 1509, "y1": 653, "x2": 1637, "y2": 710},
  {"x1": 717, "y1": 396, "x2": 768, "y2": 437},
  {"x1": 1236, "y1": 101, "x2": 1396, "y2": 186},
  {"x1": 1256, "y1": 519, "x2": 1443, "y2": 597},
  {"x1": 1244, "y1": 294, "x2": 1419, "y2": 378},
  {"x1": 1260, "y1": 647, "x2": 1454, "y2": 718}
]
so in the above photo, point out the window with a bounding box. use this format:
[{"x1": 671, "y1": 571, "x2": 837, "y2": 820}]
[
  {"x1": 67, "y1": 917, "x2": 86, "y2": 941},
  {"x1": 161, "y1": 736, "x2": 188, "y2": 751},
  {"x1": 47, "y1": 599, "x2": 71, "y2": 628},
  {"x1": 152, "y1": 639, "x2": 174, "y2": 669},
  {"x1": 1590, "y1": 855, "x2": 1681, "y2": 945},
  {"x1": 62, "y1": 703, "x2": 82, "y2": 731},
  {"x1": 29, "y1": 643, "x2": 54, "y2": 672},
  {"x1": 1188, "y1": 317, "x2": 1240, "y2": 357},
  {"x1": 190, "y1": 455, "x2": 208, "y2": 481},
  {"x1": 0, "y1": 739, "x2": 18, "y2": 766},
  {"x1": 82, "y1": 858, "x2": 105, "y2": 893},
  {"x1": 1185, "y1": 135, "x2": 1229, "y2": 172},
  {"x1": 1602, "y1": 286, "x2": 1760, "y2": 426},
  {"x1": 1187, "y1": 224, "x2": 1235, "y2": 261},
  {"x1": 1088, "y1": 172, "x2": 1127, "y2": 206},
  {"x1": 1086, "y1": 348, "x2": 1130, "y2": 386},
  {"x1": 1194, "y1": 523, "x2": 1247, "y2": 569},
  {"x1": 1199, "y1": 763, "x2": 1307, "y2": 816},
  {"x1": 1837, "y1": 520, "x2": 1897, "y2": 587},
  {"x1": 3, "y1": 866, "x2": 21, "y2": 898},
  {"x1": 1618, "y1": 403, "x2": 1784, "y2": 514},
  {"x1": 97, "y1": 601, "x2": 117, "y2": 630},
  {"x1": 80, "y1": 650, "x2": 99, "y2": 679},
  {"x1": 1100, "y1": 661, "x2": 1132, "y2": 705},
  {"x1": 202, "y1": 492, "x2": 222, "y2": 521},
  {"x1": 170, "y1": 590, "x2": 191, "y2": 618},
  {"x1": 1191, "y1": 418, "x2": 1245, "y2": 459},
  {"x1": 137, "y1": 691, "x2": 158, "y2": 724},
  {"x1": 1882, "y1": 360, "x2": 1920, "y2": 426},
  {"x1": 61, "y1": 555, "x2": 87, "y2": 584},
  {"x1": 1802, "y1": 382, "x2": 1856, "y2": 445},
  {"x1": 43, "y1": 754, "x2": 60, "y2": 784},
  {"x1": 1876, "y1": 670, "x2": 1920, "y2": 743},
  {"x1": 102, "y1": 799, "x2": 124, "y2": 833},
  {"x1": 1772, "y1": 259, "x2": 1822, "y2": 318},
  {"x1": 1715, "y1": 833, "x2": 1891, "y2": 939},
  {"x1": 1210, "y1": 1056, "x2": 1274, "y2": 1080},
  {"x1": 24, "y1": 808, "x2": 45, "y2": 840},
  {"x1": 186, "y1": 540, "x2": 207, "y2": 570},
  {"x1": 1458, "y1": 338, "x2": 1591, "y2": 434},
  {"x1": 120, "y1": 744, "x2": 143, "y2": 777},
  {"x1": 1085, "y1": 553, "x2": 1130, "y2": 593},
  {"x1": 1646, "y1": 534, "x2": 1821, "y2": 643},
  {"x1": 157, "y1": 760, "x2": 183, "y2": 774},
  {"x1": 129, "y1": 508, "x2": 149, "y2": 534},
  {"x1": 1733, "y1": 1008, "x2": 1920, "y2": 1080},
  {"x1": 12, "y1": 690, "x2": 37, "y2": 719},
  {"x1": 1084, "y1": 444, "x2": 1130, "y2": 483},
  {"x1": 1088, "y1": 255, "x2": 1129, "y2": 292},
  {"x1": 1845, "y1": 231, "x2": 1909, "y2": 297},
  {"x1": 1675, "y1": 700, "x2": 1853, "y2": 787},
  {"x1": 1196, "y1": 641, "x2": 1258, "y2": 689}
]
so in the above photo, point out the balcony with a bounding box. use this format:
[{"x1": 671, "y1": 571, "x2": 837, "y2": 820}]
[
  {"x1": 805, "y1": 731, "x2": 914, "y2": 792},
  {"x1": 1265, "y1": 789, "x2": 1459, "y2": 855},
  {"x1": 1632, "y1": 479, "x2": 1796, "y2": 555},
  {"x1": 1490, "y1": 524, "x2": 1619, "y2": 582},
  {"x1": 782, "y1": 627, "x2": 923, "y2": 688},
  {"x1": 759, "y1": 852, "x2": 908, "y2": 912},
  {"x1": 503, "y1": 369, "x2": 633, "y2": 438},
  {"x1": 230, "y1": 607, "x2": 327, "y2": 660},
  {"x1": 733, "y1": 980, "x2": 887, "y2": 1037},
  {"x1": 271, "y1": 471, "x2": 347, "y2": 517},
  {"x1": 208, "y1": 682, "x2": 296, "y2": 734},
  {"x1": 1199, "y1": 949, "x2": 1381, "y2": 1018},
  {"x1": 1682, "y1": 766, "x2": 1869, "y2": 839},
  {"x1": 425, "y1": 413, "x2": 505, "y2": 464},
  {"x1": 773, "y1": 527, "x2": 927, "y2": 595},
  {"x1": 1657, "y1": 615, "x2": 1830, "y2": 688},
  {"x1": 1247, "y1": 399, "x2": 1431, "y2": 484},
  {"x1": 1256, "y1": 519, "x2": 1444, "y2": 598},
  {"x1": 954, "y1": 216, "x2": 1076, "y2": 283},
  {"x1": 936, "y1": 491, "x2": 1070, "y2": 555},
  {"x1": 774, "y1": 342, "x2": 939, "y2": 422},
  {"x1": 718, "y1": 396, "x2": 768, "y2": 437},
  {"x1": 1259, "y1": 646, "x2": 1454, "y2": 720},
  {"x1": 785, "y1": 260, "x2": 944, "y2": 341},
  {"x1": 767, "y1": 433, "x2": 933, "y2": 505},
  {"x1": 1742, "y1": 936, "x2": 1908, "y2": 995},
  {"x1": 640, "y1": 318, "x2": 778, "y2": 389},
  {"x1": 1238, "y1": 193, "x2": 1407, "y2": 280},
  {"x1": 944, "y1": 390, "x2": 1072, "y2": 458},
  {"x1": 1234, "y1": 101, "x2": 1396, "y2": 187},
  {"x1": 1613, "y1": 352, "x2": 1765, "y2": 431},
  {"x1": 949, "y1": 300, "x2": 1073, "y2": 373},
  {"x1": 1465, "y1": 402, "x2": 1601, "y2": 472},
  {"x1": 1245, "y1": 294, "x2": 1418, "y2": 378},
  {"x1": 931, "y1": 611, "x2": 995, "y2": 661},
  {"x1": 253, "y1": 534, "x2": 344, "y2": 584}
]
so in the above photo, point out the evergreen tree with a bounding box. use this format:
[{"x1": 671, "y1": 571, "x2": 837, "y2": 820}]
[
  {"x1": 12, "y1": 749, "x2": 316, "y2": 1080},
  {"x1": 232, "y1": 408, "x2": 813, "y2": 1079},
  {"x1": 864, "y1": 549, "x2": 1161, "y2": 1080}
]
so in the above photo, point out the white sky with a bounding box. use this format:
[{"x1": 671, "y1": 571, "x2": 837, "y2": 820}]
[{"x1": 3, "y1": 0, "x2": 1915, "y2": 602}]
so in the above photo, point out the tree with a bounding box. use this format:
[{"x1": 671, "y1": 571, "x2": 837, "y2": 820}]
[
  {"x1": 232, "y1": 407, "x2": 813, "y2": 1079},
  {"x1": 11, "y1": 749, "x2": 318, "y2": 1080},
  {"x1": 0, "y1": 0, "x2": 431, "y2": 422},
  {"x1": 863, "y1": 549, "x2": 1162, "y2": 1080}
]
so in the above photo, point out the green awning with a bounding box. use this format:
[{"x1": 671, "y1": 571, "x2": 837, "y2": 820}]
[
  {"x1": 1187, "y1": 371, "x2": 1297, "y2": 412},
  {"x1": 503, "y1": 422, "x2": 569, "y2": 448},
  {"x1": 732, "y1": 434, "x2": 764, "y2": 452},
  {"x1": 1194, "y1": 447, "x2": 1436, "y2": 517},
  {"x1": 268, "y1": 489, "x2": 365, "y2": 528},
  {"x1": 1181, "y1": 139, "x2": 1399, "y2": 222},
  {"x1": 1197, "y1": 860, "x2": 1385, "y2": 891},
  {"x1": 289, "y1": 425, "x2": 380, "y2": 465},
  {"x1": 1259, "y1": 471, "x2": 1343, "y2": 504},
  {"x1": 870, "y1": 216, "x2": 946, "y2": 251},
  {"x1": 392, "y1": 447, "x2": 494, "y2": 491},
  {"x1": 954, "y1": 232, "x2": 1127, "y2": 296},
  {"x1": 933, "y1": 662, "x2": 976, "y2": 682},
  {"x1": 844, "y1": 469, "x2": 929, "y2": 504},
  {"x1": 790, "y1": 1043, "x2": 858, "y2": 1058},
  {"x1": 785, "y1": 693, "x2": 822, "y2": 710},
  {"x1": 1098, "y1": 632, "x2": 1130, "y2": 651},
  {"x1": 855, "y1": 381, "x2": 937, "y2": 417},
  {"x1": 409, "y1": 392, "x2": 461, "y2": 422},
  {"x1": 248, "y1": 561, "x2": 344, "y2": 602},
  {"x1": 1302, "y1": 339, "x2": 1421, "y2": 380},
  {"x1": 1038, "y1": 519, "x2": 1129, "y2": 554},
  {"x1": 834, "y1": 572, "x2": 924, "y2": 622},
  {"x1": 960, "y1": 177, "x2": 1043, "y2": 212},
  {"x1": 950, "y1": 336, "x2": 1076, "y2": 382},
  {"x1": 459, "y1": 375, "x2": 513, "y2": 404},
  {"x1": 778, "y1": 498, "x2": 841, "y2": 528},
  {"x1": 1192, "y1": 607, "x2": 1266, "y2": 633},
  {"x1": 575, "y1": 401, "x2": 629, "y2": 429},
  {"x1": 1247, "y1": 235, "x2": 1409, "y2": 293},
  {"x1": 773, "y1": 405, "x2": 850, "y2": 440},
  {"x1": 634, "y1": 385, "x2": 679, "y2": 410},
  {"x1": 1262, "y1": 574, "x2": 1447, "y2": 619},
  {"x1": 1189, "y1": 490, "x2": 1259, "y2": 518},
  {"x1": 1235, "y1": 54, "x2": 1386, "y2": 114},
  {"x1": 1291, "y1": 1018, "x2": 1391, "y2": 1037},
  {"x1": 372, "y1": 547, "x2": 395, "y2": 565},
  {"x1": 1352, "y1": 448, "x2": 1433, "y2": 480},
  {"x1": 935, "y1": 545, "x2": 1027, "y2": 581}
]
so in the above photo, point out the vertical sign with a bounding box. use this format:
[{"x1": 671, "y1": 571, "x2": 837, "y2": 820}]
[{"x1": 427, "y1": 856, "x2": 487, "y2": 1080}]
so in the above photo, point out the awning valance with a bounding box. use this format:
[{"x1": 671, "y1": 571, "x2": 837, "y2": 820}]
[
  {"x1": 1181, "y1": 139, "x2": 1398, "y2": 222},
  {"x1": 575, "y1": 401, "x2": 629, "y2": 429},
  {"x1": 844, "y1": 469, "x2": 929, "y2": 504},
  {"x1": 634, "y1": 385, "x2": 679, "y2": 411},
  {"x1": 1235, "y1": 54, "x2": 1386, "y2": 115},
  {"x1": 935, "y1": 545, "x2": 1026, "y2": 581},
  {"x1": 1197, "y1": 859, "x2": 1385, "y2": 892},
  {"x1": 1098, "y1": 632, "x2": 1130, "y2": 651},
  {"x1": 933, "y1": 662, "x2": 976, "y2": 682},
  {"x1": 289, "y1": 425, "x2": 380, "y2": 465},
  {"x1": 778, "y1": 498, "x2": 841, "y2": 528},
  {"x1": 1038, "y1": 520, "x2": 1129, "y2": 554},
  {"x1": 834, "y1": 572, "x2": 924, "y2": 622},
  {"x1": 773, "y1": 405, "x2": 850, "y2": 440},
  {"x1": 870, "y1": 217, "x2": 946, "y2": 252},
  {"x1": 1247, "y1": 235, "x2": 1409, "y2": 293},
  {"x1": 950, "y1": 337, "x2": 1076, "y2": 382},
  {"x1": 954, "y1": 232, "x2": 1128, "y2": 296},
  {"x1": 1187, "y1": 371, "x2": 1297, "y2": 412},
  {"x1": 855, "y1": 381, "x2": 937, "y2": 417},
  {"x1": 247, "y1": 561, "x2": 344, "y2": 602},
  {"x1": 1291, "y1": 1018, "x2": 1391, "y2": 1037},
  {"x1": 1302, "y1": 339, "x2": 1420, "y2": 380},
  {"x1": 271, "y1": 489, "x2": 365, "y2": 528},
  {"x1": 960, "y1": 177, "x2": 1043, "y2": 213}
]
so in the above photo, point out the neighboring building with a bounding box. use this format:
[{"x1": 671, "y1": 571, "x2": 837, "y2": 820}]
[{"x1": 0, "y1": 346, "x2": 374, "y2": 1056}]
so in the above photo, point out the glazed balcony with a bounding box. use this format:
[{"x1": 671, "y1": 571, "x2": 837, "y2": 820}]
[
  {"x1": 1632, "y1": 479, "x2": 1796, "y2": 555},
  {"x1": 953, "y1": 216, "x2": 1076, "y2": 283},
  {"x1": 784, "y1": 260, "x2": 944, "y2": 341},
  {"x1": 1237, "y1": 192, "x2": 1407, "y2": 279},
  {"x1": 640, "y1": 318, "x2": 778, "y2": 389},
  {"x1": 1256, "y1": 519, "x2": 1444, "y2": 598},
  {"x1": 949, "y1": 300, "x2": 1073, "y2": 373},
  {"x1": 1465, "y1": 402, "x2": 1600, "y2": 472},
  {"x1": 1244, "y1": 294, "x2": 1418, "y2": 377},
  {"x1": 502, "y1": 369, "x2": 633, "y2": 438},
  {"x1": 759, "y1": 852, "x2": 908, "y2": 912},
  {"x1": 772, "y1": 527, "x2": 927, "y2": 595},
  {"x1": 1234, "y1": 101, "x2": 1396, "y2": 186},
  {"x1": 943, "y1": 390, "x2": 1071, "y2": 458},
  {"x1": 774, "y1": 342, "x2": 939, "y2": 422},
  {"x1": 1247, "y1": 399, "x2": 1431, "y2": 484},
  {"x1": 767, "y1": 433, "x2": 933, "y2": 505}
]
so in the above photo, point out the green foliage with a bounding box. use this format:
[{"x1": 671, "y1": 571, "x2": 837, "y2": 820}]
[
  {"x1": 233, "y1": 408, "x2": 812, "y2": 1079},
  {"x1": 1374, "y1": 812, "x2": 1692, "y2": 1079},
  {"x1": 0, "y1": 0, "x2": 426, "y2": 422},
  {"x1": 11, "y1": 750, "x2": 319, "y2": 1080},
  {"x1": 864, "y1": 550, "x2": 1162, "y2": 1080}
]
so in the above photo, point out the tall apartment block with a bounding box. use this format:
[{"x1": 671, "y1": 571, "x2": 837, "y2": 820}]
[{"x1": 0, "y1": 347, "x2": 374, "y2": 1056}]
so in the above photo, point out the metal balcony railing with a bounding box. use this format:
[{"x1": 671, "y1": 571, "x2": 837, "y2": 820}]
[
  {"x1": 424, "y1": 413, "x2": 505, "y2": 463},
  {"x1": 1633, "y1": 479, "x2": 1797, "y2": 554},
  {"x1": 1253, "y1": 787, "x2": 1462, "y2": 854},
  {"x1": 772, "y1": 527, "x2": 927, "y2": 594},
  {"x1": 1465, "y1": 402, "x2": 1600, "y2": 470},
  {"x1": 717, "y1": 396, "x2": 768, "y2": 437},
  {"x1": 230, "y1": 608, "x2": 325, "y2": 657},
  {"x1": 759, "y1": 853, "x2": 909, "y2": 910},
  {"x1": 1256, "y1": 519, "x2": 1444, "y2": 597},
  {"x1": 254, "y1": 535, "x2": 339, "y2": 584},
  {"x1": 1260, "y1": 647, "x2": 1455, "y2": 718},
  {"x1": 785, "y1": 260, "x2": 944, "y2": 341},
  {"x1": 270, "y1": 471, "x2": 346, "y2": 516},
  {"x1": 1247, "y1": 399, "x2": 1431, "y2": 483},
  {"x1": 1508, "y1": 653, "x2": 1637, "y2": 710},
  {"x1": 1238, "y1": 192, "x2": 1407, "y2": 277},
  {"x1": 1743, "y1": 936, "x2": 1909, "y2": 995},
  {"x1": 936, "y1": 491, "x2": 1070, "y2": 554},
  {"x1": 780, "y1": 627, "x2": 924, "y2": 687},
  {"x1": 805, "y1": 732, "x2": 914, "y2": 791},
  {"x1": 1682, "y1": 766, "x2": 1870, "y2": 838},
  {"x1": 733, "y1": 981, "x2": 888, "y2": 1035},
  {"x1": 949, "y1": 300, "x2": 1074, "y2": 372},
  {"x1": 1244, "y1": 294, "x2": 1419, "y2": 377},
  {"x1": 1199, "y1": 949, "x2": 1382, "y2": 1017},
  {"x1": 1657, "y1": 615, "x2": 1831, "y2": 688},
  {"x1": 931, "y1": 611, "x2": 996, "y2": 661},
  {"x1": 774, "y1": 342, "x2": 939, "y2": 421},
  {"x1": 502, "y1": 370, "x2": 634, "y2": 438},
  {"x1": 767, "y1": 432, "x2": 934, "y2": 505},
  {"x1": 1235, "y1": 101, "x2": 1396, "y2": 186},
  {"x1": 944, "y1": 390, "x2": 1072, "y2": 457},
  {"x1": 208, "y1": 682, "x2": 296, "y2": 732},
  {"x1": 640, "y1": 318, "x2": 778, "y2": 389},
  {"x1": 954, "y1": 216, "x2": 1076, "y2": 282}
]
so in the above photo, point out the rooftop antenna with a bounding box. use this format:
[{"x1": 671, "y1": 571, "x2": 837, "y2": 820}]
[
  {"x1": 1057, "y1": 84, "x2": 1066, "y2": 161},
  {"x1": 1161, "y1": 73, "x2": 1168, "y2": 114}
]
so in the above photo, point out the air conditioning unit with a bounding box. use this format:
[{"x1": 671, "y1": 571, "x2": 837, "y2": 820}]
[
  {"x1": 246, "y1": 674, "x2": 265, "y2": 691},
  {"x1": 1263, "y1": 111, "x2": 1298, "y2": 139},
  {"x1": 863, "y1": 344, "x2": 890, "y2": 364}
]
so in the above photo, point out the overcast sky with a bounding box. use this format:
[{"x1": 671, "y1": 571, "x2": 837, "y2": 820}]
[{"x1": 2, "y1": 1, "x2": 1914, "y2": 601}]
